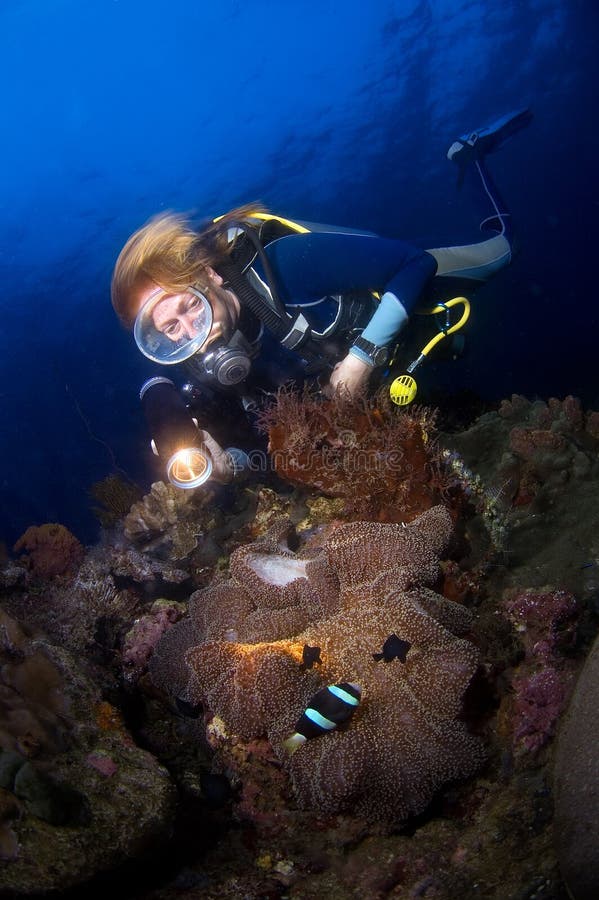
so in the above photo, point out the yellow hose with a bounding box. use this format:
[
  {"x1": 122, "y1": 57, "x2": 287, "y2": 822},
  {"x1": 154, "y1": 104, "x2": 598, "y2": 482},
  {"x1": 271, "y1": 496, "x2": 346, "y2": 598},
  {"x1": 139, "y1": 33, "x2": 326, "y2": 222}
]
[
  {"x1": 390, "y1": 296, "x2": 471, "y2": 405},
  {"x1": 417, "y1": 296, "x2": 471, "y2": 358}
]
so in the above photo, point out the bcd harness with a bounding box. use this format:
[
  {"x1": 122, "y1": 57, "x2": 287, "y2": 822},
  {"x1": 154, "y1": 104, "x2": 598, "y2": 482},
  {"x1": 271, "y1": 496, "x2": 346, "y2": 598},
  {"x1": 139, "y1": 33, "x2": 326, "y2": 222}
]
[{"x1": 216, "y1": 212, "x2": 373, "y2": 371}]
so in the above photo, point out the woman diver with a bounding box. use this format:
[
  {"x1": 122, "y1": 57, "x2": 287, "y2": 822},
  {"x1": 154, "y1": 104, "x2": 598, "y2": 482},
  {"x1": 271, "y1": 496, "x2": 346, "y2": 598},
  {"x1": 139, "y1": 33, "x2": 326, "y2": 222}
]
[{"x1": 111, "y1": 108, "x2": 532, "y2": 487}]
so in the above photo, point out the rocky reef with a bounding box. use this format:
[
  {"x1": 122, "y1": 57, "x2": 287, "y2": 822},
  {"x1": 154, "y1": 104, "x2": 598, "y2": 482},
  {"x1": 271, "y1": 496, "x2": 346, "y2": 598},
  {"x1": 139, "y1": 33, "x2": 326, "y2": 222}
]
[
  {"x1": 444, "y1": 393, "x2": 599, "y2": 596},
  {"x1": 0, "y1": 607, "x2": 175, "y2": 894},
  {"x1": 553, "y1": 631, "x2": 599, "y2": 900},
  {"x1": 0, "y1": 390, "x2": 597, "y2": 899}
]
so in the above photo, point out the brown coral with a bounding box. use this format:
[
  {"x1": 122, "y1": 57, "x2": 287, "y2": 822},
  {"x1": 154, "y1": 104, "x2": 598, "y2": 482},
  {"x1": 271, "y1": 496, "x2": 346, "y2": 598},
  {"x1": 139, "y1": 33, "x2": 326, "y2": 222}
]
[
  {"x1": 151, "y1": 506, "x2": 483, "y2": 828},
  {"x1": 13, "y1": 523, "x2": 84, "y2": 578},
  {"x1": 258, "y1": 385, "x2": 449, "y2": 523}
]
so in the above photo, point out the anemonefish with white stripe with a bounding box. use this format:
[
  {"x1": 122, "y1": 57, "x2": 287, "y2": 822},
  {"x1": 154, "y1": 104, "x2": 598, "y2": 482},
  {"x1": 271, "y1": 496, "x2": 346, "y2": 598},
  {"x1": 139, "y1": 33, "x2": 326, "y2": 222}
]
[{"x1": 283, "y1": 683, "x2": 362, "y2": 754}]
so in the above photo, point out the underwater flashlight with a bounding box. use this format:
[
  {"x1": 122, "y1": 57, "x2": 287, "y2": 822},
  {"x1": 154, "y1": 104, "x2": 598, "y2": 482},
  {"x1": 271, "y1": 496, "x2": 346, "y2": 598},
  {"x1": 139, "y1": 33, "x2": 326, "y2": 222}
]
[{"x1": 139, "y1": 377, "x2": 212, "y2": 489}]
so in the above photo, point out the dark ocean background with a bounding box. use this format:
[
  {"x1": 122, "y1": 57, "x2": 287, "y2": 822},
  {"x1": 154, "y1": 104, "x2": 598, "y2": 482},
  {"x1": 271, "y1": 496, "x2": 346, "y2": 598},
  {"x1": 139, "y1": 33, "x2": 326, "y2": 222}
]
[{"x1": 0, "y1": 0, "x2": 597, "y2": 549}]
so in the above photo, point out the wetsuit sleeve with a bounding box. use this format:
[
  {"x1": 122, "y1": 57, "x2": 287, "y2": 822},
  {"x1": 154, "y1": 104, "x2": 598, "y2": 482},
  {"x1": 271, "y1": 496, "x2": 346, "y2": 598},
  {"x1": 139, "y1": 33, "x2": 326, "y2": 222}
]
[{"x1": 263, "y1": 231, "x2": 437, "y2": 354}]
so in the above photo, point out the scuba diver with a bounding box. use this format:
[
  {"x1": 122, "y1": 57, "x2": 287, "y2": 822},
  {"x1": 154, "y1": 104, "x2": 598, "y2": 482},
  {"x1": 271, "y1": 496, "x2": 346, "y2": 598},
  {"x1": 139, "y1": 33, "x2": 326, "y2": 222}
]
[{"x1": 111, "y1": 109, "x2": 532, "y2": 489}]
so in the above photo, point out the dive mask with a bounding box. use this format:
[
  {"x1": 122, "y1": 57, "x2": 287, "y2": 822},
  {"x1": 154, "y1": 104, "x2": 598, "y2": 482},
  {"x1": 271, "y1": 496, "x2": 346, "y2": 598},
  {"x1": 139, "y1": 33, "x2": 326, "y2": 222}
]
[{"x1": 134, "y1": 286, "x2": 213, "y2": 365}]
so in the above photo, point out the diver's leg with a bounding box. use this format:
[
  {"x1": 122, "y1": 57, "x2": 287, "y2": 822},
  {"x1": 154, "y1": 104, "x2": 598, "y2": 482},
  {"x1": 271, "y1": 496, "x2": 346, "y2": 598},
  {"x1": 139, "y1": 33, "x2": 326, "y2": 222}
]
[
  {"x1": 426, "y1": 162, "x2": 514, "y2": 282},
  {"x1": 430, "y1": 108, "x2": 533, "y2": 281},
  {"x1": 447, "y1": 108, "x2": 532, "y2": 166},
  {"x1": 448, "y1": 108, "x2": 532, "y2": 242}
]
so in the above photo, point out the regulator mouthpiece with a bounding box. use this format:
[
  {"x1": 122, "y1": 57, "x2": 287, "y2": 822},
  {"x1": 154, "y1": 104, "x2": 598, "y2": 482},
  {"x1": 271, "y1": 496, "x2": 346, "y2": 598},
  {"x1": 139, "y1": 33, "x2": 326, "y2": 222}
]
[{"x1": 140, "y1": 377, "x2": 213, "y2": 489}]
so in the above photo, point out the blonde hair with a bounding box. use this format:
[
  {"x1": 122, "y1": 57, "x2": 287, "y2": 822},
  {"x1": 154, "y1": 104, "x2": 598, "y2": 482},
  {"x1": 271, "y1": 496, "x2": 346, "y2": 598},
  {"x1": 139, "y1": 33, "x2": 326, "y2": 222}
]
[{"x1": 111, "y1": 203, "x2": 265, "y2": 328}]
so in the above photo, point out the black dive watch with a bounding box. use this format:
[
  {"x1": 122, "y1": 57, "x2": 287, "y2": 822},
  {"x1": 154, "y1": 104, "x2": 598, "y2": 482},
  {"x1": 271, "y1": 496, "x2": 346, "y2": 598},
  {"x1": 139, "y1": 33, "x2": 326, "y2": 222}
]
[{"x1": 352, "y1": 335, "x2": 390, "y2": 367}]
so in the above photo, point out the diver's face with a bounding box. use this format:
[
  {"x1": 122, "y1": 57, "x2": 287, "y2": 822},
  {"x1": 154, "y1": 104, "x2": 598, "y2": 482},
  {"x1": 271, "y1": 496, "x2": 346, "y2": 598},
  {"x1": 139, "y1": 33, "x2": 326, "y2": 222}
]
[
  {"x1": 199, "y1": 279, "x2": 240, "y2": 346},
  {"x1": 134, "y1": 268, "x2": 240, "y2": 348},
  {"x1": 152, "y1": 291, "x2": 205, "y2": 342}
]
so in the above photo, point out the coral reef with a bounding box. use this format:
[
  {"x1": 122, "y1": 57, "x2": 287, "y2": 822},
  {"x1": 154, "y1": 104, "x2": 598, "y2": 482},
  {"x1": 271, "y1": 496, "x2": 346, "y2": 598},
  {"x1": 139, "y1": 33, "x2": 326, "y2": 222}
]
[
  {"x1": 258, "y1": 386, "x2": 450, "y2": 523},
  {"x1": 510, "y1": 667, "x2": 572, "y2": 754},
  {"x1": 13, "y1": 523, "x2": 85, "y2": 579},
  {"x1": 501, "y1": 589, "x2": 579, "y2": 755},
  {"x1": 492, "y1": 394, "x2": 598, "y2": 506},
  {"x1": 151, "y1": 506, "x2": 484, "y2": 828},
  {"x1": 1, "y1": 550, "x2": 138, "y2": 665},
  {"x1": 0, "y1": 536, "x2": 193, "y2": 694},
  {"x1": 502, "y1": 588, "x2": 578, "y2": 663},
  {"x1": 122, "y1": 478, "x2": 263, "y2": 570},
  {"x1": 89, "y1": 473, "x2": 144, "y2": 528},
  {"x1": 2, "y1": 390, "x2": 598, "y2": 899},
  {"x1": 122, "y1": 598, "x2": 187, "y2": 684},
  {"x1": 442, "y1": 393, "x2": 599, "y2": 596},
  {"x1": 441, "y1": 448, "x2": 512, "y2": 550},
  {"x1": 123, "y1": 480, "x2": 216, "y2": 558},
  {"x1": 0, "y1": 606, "x2": 175, "y2": 893}
]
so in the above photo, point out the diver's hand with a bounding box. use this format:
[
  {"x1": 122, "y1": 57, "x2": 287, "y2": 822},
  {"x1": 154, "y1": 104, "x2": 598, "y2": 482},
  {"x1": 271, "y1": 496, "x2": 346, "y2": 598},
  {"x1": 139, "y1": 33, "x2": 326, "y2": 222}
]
[
  {"x1": 324, "y1": 353, "x2": 372, "y2": 399},
  {"x1": 199, "y1": 430, "x2": 235, "y2": 484}
]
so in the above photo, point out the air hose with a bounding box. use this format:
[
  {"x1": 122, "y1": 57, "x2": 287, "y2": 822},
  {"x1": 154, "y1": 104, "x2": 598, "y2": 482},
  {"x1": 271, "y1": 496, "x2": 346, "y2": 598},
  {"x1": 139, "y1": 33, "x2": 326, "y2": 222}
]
[
  {"x1": 390, "y1": 296, "x2": 471, "y2": 406},
  {"x1": 218, "y1": 222, "x2": 327, "y2": 365}
]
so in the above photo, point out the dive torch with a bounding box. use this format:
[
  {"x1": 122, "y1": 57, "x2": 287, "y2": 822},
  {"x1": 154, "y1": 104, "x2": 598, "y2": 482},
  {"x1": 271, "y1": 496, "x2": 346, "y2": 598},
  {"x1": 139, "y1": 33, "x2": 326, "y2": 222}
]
[{"x1": 140, "y1": 377, "x2": 213, "y2": 489}]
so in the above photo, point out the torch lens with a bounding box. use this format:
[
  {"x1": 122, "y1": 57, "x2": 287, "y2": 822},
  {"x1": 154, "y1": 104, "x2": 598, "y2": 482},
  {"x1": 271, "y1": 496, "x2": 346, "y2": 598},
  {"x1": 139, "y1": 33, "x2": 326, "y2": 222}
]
[{"x1": 166, "y1": 447, "x2": 213, "y2": 489}]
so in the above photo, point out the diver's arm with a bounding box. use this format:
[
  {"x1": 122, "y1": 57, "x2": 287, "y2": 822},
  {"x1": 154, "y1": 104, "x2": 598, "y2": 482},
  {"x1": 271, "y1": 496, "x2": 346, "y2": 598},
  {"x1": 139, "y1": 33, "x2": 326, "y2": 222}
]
[
  {"x1": 266, "y1": 233, "x2": 436, "y2": 363},
  {"x1": 326, "y1": 253, "x2": 438, "y2": 397},
  {"x1": 349, "y1": 252, "x2": 438, "y2": 366},
  {"x1": 265, "y1": 232, "x2": 437, "y2": 397}
]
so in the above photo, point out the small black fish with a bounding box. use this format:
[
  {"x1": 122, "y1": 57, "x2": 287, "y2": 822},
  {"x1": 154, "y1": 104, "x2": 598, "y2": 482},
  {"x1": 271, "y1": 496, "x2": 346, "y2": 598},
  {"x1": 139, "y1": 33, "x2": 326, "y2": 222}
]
[
  {"x1": 175, "y1": 696, "x2": 202, "y2": 718},
  {"x1": 300, "y1": 644, "x2": 322, "y2": 671},
  {"x1": 373, "y1": 633, "x2": 411, "y2": 663},
  {"x1": 199, "y1": 773, "x2": 235, "y2": 809},
  {"x1": 283, "y1": 682, "x2": 361, "y2": 754}
]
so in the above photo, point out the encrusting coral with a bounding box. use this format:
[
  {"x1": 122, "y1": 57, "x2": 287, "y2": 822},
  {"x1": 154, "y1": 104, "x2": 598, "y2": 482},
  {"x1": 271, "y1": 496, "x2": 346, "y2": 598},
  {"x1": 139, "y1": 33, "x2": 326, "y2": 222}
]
[
  {"x1": 447, "y1": 393, "x2": 599, "y2": 513},
  {"x1": 498, "y1": 394, "x2": 598, "y2": 506},
  {"x1": 150, "y1": 506, "x2": 484, "y2": 828},
  {"x1": 441, "y1": 393, "x2": 599, "y2": 596},
  {"x1": 123, "y1": 480, "x2": 217, "y2": 559},
  {"x1": 122, "y1": 599, "x2": 187, "y2": 684}
]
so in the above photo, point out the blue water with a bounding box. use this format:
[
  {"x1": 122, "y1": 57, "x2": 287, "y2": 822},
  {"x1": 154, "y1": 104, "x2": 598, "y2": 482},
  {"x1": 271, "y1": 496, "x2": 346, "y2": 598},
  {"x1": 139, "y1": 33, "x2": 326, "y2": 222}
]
[{"x1": 0, "y1": 0, "x2": 597, "y2": 546}]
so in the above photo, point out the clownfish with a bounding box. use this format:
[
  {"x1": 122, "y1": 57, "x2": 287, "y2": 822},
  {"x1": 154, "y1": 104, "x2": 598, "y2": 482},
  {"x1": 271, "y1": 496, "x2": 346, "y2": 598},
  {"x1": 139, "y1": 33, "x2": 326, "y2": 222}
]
[{"x1": 283, "y1": 683, "x2": 361, "y2": 754}]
